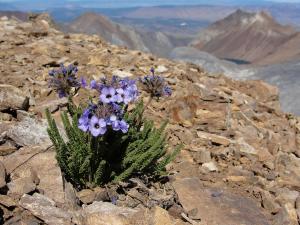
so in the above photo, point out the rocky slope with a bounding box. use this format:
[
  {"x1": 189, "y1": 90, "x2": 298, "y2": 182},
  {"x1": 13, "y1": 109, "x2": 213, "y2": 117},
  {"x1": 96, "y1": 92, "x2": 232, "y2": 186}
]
[
  {"x1": 171, "y1": 48, "x2": 300, "y2": 115},
  {"x1": 191, "y1": 9, "x2": 300, "y2": 65},
  {"x1": 0, "y1": 15, "x2": 300, "y2": 225}
]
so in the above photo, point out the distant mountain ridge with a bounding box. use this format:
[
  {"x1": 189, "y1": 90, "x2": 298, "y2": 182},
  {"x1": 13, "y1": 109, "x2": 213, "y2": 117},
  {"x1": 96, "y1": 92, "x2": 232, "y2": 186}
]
[
  {"x1": 66, "y1": 12, "x2": 193, "y2": 57},
  {"x1": 191, "y1": 9, "x2": 300, "y2": 65}
]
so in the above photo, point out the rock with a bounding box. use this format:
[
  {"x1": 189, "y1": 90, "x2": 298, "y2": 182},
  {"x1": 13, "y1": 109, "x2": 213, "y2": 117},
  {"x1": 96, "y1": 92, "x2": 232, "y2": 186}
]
[
  {"x1": 194, "y1": 148, "x2": 211, "y2": 164},
  {"x1": 296, "y1": 196, "x2": 300, "y2": 209},
  {"x1": 2, "y1": 146, "x2": 44, "y2": 174},
  {"x1": 151, "y1": 206, "x2": 174, "y2": 225},
  {"x1": 82, "y1": 201, "x2": 138, "y2": 225},
  {"x1": 0, "y1": 84, "x2": 29, "y2": 111},
  {"x1": 19, "y1": 193, "x2": 72, "y2": 225},
  {"x1": 172, "y1": 177, "x2": 271, "y2": 225},
  {"x1": 261, "y1": 191, "x2": 280, "y2": 214},
  {"x1": 0, "y1": 145, "x2": 18, "y2": 156},
  {"x1": 226, "y1": 175, "x2": 248, "y2": 183},
  {"x1": 197, "y1": 131, "x2": 232, "y2": 146},
  {"x1": 34, "y1": 98, "x2": 68, "y2": 114},
  {"x1": 235, "y1": 138, "x2": 258, "y2": 155},
  {"x1": 0, "y1": 195, "x2": 17, "y2": 208},
  {"x1": 0, "y1": 162, "x2": 6, "y2": 189},
  {"x1": 4, "y1": 147, "x2": 65, "y2": 204},
  {"x1": 274, "y1": 207, "x2": 294, "y2": 225},
  {"x1": 156, "y1": 65, "x2": 168, "y2": 73},
  {"x1": 112, "y1": 69, "x2": 133, "y2": 78},
  {"x1": 64, "y1": 181, "x2": 80, "y2": 210},
  {"x1": 77, "y1": 189, "x2": 96, "y2": 205},
  {"x1": 276, "y1": 152, "x2": 300, "y2": 189},
  {"x1": 20, "y1": 211, "x2": 43, "y2": 225},
  {"x1": 7, "y1": 177, "x2": 36, "y2": 198},
  {"x1": 281, "y1": 203, "x2": 298, "y2": 225},
  {"x1": 202, "y1": 162, "x2": 218, "y2": 172},
  {"x1": 275, "y1": 188, "x2": 299, "y2": 206},
  {"x1": 6, "y1": 116, "x2": 50, "y2": 146},
  {"x1": 0, "y1": 112, "x2": 12, "y2": 121}
]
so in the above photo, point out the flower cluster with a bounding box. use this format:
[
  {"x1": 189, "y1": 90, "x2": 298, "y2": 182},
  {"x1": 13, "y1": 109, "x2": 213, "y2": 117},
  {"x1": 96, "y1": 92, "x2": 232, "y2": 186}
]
[
  {"x1": 140, "y1": 68, "x2": 172, "y2": 98},
  {"x1": 90, "y1": 76, "x2": 138, "y2": 104},
  {"x1": 78, "y1": 76, "x2": 138, "y2": 137},
  {"x1": 48, "y1": 64, "x2": 81, "y2": 98}
]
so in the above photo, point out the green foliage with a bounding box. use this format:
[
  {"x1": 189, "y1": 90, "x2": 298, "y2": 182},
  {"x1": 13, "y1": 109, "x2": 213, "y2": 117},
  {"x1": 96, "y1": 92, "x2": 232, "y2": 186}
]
[{"x1": 46, "y1": 100, "x2": 181, "y2": 188}]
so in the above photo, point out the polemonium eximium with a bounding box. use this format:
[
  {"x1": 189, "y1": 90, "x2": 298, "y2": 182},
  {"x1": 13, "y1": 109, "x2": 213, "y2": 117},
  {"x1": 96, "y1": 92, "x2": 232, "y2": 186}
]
[
  {"x1": 89, "y1": 116, "x2": 107, "y2": 137},
  {"x1": 100, "y1": 87, "x2": 117, "y2": 104},
  {"x1": 90, "y1": 76, "x2": 138, "y2": 105},
  {"x1": 140, "y1": 68, "x2": 172, "y2": 98},
  {"x1": 48, "y1": 64, "x2": 80, "y2": 98}
]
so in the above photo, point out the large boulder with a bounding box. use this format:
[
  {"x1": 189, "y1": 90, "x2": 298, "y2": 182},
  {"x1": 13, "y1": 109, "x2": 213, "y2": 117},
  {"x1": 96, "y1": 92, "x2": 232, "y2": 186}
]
[
  {"x1": 3, "y1": 146, "x2": 64, "y2": 204},
  {"x1": 172, "y1": 177, "x2": 272, "y2": 225}
]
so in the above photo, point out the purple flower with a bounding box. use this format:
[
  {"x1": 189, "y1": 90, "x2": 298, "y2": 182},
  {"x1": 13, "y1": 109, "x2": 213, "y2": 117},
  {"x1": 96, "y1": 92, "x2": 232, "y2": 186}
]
[
  {"x1": 140, "y1": 68, "x2": 172, "y2": 99},
  {"x1": 48, "y1": 64, "x2": 80, "y2": 98},
  {"x1": 78, "y1": 108, "x2": 91, "y2": 132},
  {"x1": 100, "y1": 87, "x2": 116, "y2": 104},
  {"x1": 115, "y1": 88, "x2": 125, "y2": 103},
  {"x1": 80, "y1": 77, "x2": 87, "y2": 88},
  {"x1": 89, "y1": 116, "x2": 107, "y2": 137},
  {"x1": 90, "y1": 80, "x2": 98, "y2": 89},
  {"x1": 163, "y1": 86, "x2": 172, "y2": 96},
  {"x1": 119, "y1": 120, "x2": 129, "y2": 133},
  {"x1": 58, "y1": 89, "x2": 67, "y2": 98},
  {"x1": 110, "y1": 119, "x2": 129, "y2": 133},
  {"x1": 78, "y1": 117, "x2": 89, "y2": 132}
]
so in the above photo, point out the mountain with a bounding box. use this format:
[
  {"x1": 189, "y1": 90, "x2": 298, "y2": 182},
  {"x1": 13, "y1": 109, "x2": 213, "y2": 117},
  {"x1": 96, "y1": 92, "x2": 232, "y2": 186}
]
[
  {"x1": 67, "y1": 12, "x2": 149, "y2": 53},
  {"x1": 66, "y1": 12, "x2": 193, "y2": 57},
  {"x1": 191, "y1": 9, "x2": 300, "y2": 65}
]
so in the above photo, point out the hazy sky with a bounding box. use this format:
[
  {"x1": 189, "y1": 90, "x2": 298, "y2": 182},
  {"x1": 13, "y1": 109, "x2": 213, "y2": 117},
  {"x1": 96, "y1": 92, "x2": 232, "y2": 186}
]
[
  {"x1": 0, "y1": 0, "x2": 300, "y2": 2},
  {"x1": 1, "y1": 0, "x2": 300, "y2": 9}
]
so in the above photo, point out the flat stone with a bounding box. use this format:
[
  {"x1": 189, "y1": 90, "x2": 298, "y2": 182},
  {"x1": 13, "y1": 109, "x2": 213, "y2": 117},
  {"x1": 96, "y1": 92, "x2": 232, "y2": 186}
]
[
  {"x1": 0, "y1": 145, "x2": 18, "y2": 156},
  {"x1": 2, "y1": 146, "x2": 44, "y2": 174},
  {"x1": 235, "y1": 138, "x2": 258, "y2": 155},
  {"x1": 82, "y1": 201, "x2": 138, "y2": 225},
  {"x1": 7, "y1": 116, "x2": 50, "y2": 146},
  {"x1": 226, "y1": 176, "x2": 248, "y2": 183},
  {"x1": 112, "y1": 69, "x2": 133, "y2": 78},
  {"x1": 156, "y1": 65, "x2": 168, "y2": 73},
  {"x1": 7, "y1": 177, "x2": 36, "y2": 197},
  {"x1": 15, "y1": 152, "x2": 63, "y2": 204},
  {"x1": 195, "y1": 149, "x2": 211, "y2": 164},
  {"x1": 19, "y1": 193, "x2": 72, "y2": 225},
  {"x1": 0, "y1": 84, "x2": 29, "y2": 111},
  {"x1": 172, "y1": 177, "x2": 271, "y2": 225},
  {"x1": 0, "y1": 194, "x2": 17, "y2": 208},
  {"x1": 151, "y1": 206, "x2": 174, "y2": 225},
  {"x1": 197, "y1": 131, "x2": 232, "y2": 146},
  {"x1": 202, "y1": 162, "x2": 218, "y2": 172}
]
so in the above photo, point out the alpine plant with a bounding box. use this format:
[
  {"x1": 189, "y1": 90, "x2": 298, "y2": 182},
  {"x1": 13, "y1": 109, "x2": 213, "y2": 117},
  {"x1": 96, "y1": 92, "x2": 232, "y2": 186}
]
[{"x1": 46, "y1": 64, "x2": 181, "y2": 188}]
